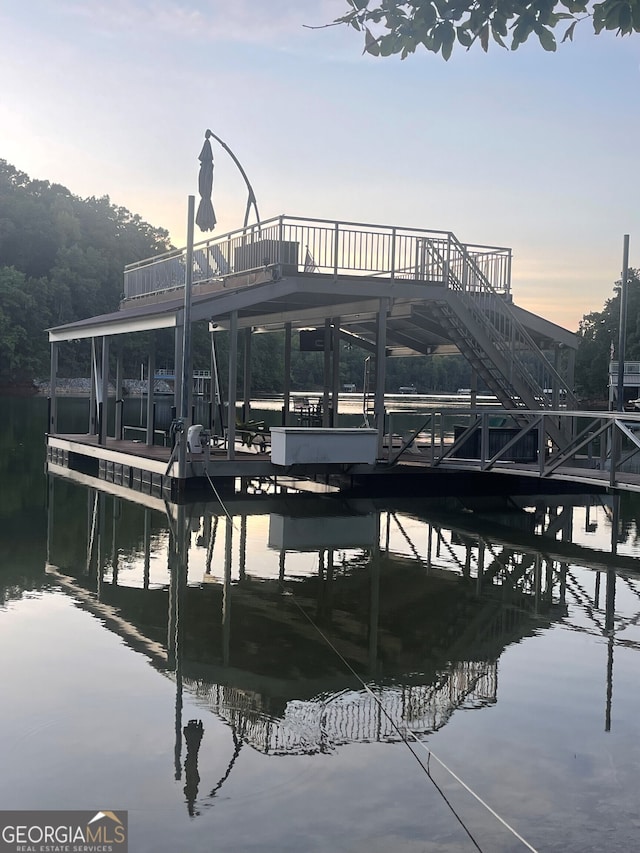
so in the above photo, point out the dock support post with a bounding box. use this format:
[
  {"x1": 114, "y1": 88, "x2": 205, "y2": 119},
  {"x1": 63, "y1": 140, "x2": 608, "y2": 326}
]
[
  {"x1": 115, "y1": 348, "x2": 123, "y2": 440},
  {"x1": 89, "y1": 339, "x2": 97, "y2": 435},
  {"x1": 375, "y1": 299, "x2": 388, "y2": 458},
  {"x1": 48, "y1": 341, "x2": 58, "y2": 435},
  {"x1": 283, "y1": 322, "x2": 292, "y2": 426},
  {"x1": 332, "y1": 317, "x2": 341, "y2": 425},
  {"x1": 146, "y1": 333, "x2": 156, "y2": 445},
  {"x1": 174, "y1": 314, "x2": 184, "y2": 419},
  {"x1": 323, "y1": 318, "x2": 331, "y2": 427},
  {"x1": 99, "y1": 336, "x2": 110, "y2": 445},
  {"x1": 227, "y1": 309, "x2": 238, "y2": 460},
  {"x1": 243, "y1": 327, "x2": 252, "y2": 421}
]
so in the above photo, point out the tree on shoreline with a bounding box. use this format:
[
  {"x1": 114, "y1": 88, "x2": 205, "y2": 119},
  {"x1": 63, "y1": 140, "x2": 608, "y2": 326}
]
[
  {"x1": 0, "y1": 160, "x2": 171, "y2": 383},
  {"x1": 575, "y1": 268, "x2": 640, "y2": 398}
]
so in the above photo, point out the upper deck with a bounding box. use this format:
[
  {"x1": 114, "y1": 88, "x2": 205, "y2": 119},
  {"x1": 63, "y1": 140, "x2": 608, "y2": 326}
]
[{"x1": 123, "y1": 214, "x2": 513, "y2": 303}]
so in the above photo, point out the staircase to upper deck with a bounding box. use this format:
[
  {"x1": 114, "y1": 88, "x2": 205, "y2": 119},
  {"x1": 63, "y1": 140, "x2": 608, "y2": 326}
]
[{"x1": 415, "y1": 234, "x2": 577, "y2": 423}]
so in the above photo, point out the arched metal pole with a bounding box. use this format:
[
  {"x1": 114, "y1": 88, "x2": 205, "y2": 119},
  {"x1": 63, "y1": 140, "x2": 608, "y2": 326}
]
[{"x1": 204, "y1": 129, "x2": 261, "y2": 228}]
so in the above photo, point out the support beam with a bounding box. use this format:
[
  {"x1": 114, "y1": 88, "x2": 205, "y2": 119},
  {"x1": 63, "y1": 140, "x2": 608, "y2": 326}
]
[
  {"x1": 283, "y1": 322, "x2": 292, "y2": 426},
  {"x1": 99, "y1": 336, "x2": 110, "y2": 445},
  {"x1": 89, "y1": 339, "x2": 97, "y2": 435},
  {"x1": 243, "y1": 327, "x2": 252, "y2": 421},
  {"x1": 375, "y1": 299, "x2": 389, "y2": 458},
  {"x1": 146, "y1": 333, "x2": 156, "y2": 445},
  {"x1": 115, "y1": 348, "x2": 123, "y2": 440},
  {"x1": 174, "y1": 314, "x2": 184, "y2": 418},
  {"x1": 181, "y1": 195, "x2": 195, "y2": 423},
  {"x1": 227, "y1": 310, "x2": 238, "y2": 460},
  {"x1": 49, "y1": 341, "x2": 58, "y2": 435},
  {"x1": 323, "y1": 318, "x2": 331, "y2": 427},
  {"x1": 332, "y1": 317, "x2": 341, "y2": 425}
]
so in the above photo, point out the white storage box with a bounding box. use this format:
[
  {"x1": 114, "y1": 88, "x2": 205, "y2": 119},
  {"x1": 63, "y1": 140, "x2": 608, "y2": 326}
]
[{"x1": 269, "y1": 428, "x2": 378, "y2": 466}]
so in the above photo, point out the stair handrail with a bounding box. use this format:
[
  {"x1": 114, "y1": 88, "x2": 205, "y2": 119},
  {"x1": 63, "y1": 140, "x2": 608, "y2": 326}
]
[
  {"x1": 447, "y1": 234, "x2": 577, "y2": 407},
  {"x1": 424, "y1": 235, "x2": 577, "y2": 410}
]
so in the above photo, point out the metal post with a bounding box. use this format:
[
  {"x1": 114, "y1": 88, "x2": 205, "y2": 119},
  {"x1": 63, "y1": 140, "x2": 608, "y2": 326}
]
[
  {"x1": 227, "y1": 309, "x2": 238, "y2": 460},
  {"x1": 332, "y1": 317, "x2": 341, "y2": 426},
  {"x1": 375, "y1": 299, "x2": 388, "y2": 458},
  {"x1": 49, "y1": 341, "x2": 58, "y2": 435},
  {"x1": 115, "y1": 348, "x2": 123, "y2": 440},
  {"x1": 174, "y1": 315, "x2": 184, "y2": 419},
  {"x1": 89, "y1": 339, "x2": 97, "y2": 435},
  {"x1": 99, "y1": 336, "x2": 110, "y2": 445},
  {"x1": 243, "y1": 327, "x2": 252, "y2": 421},
  {"x1": 390, "y1": 227, "x2": 396, "y2": 281},
  {"x1": 146, "y1": 332, "x2": 156, "y2": 445},
  {"x1": 181, "y1": 196, "x2": 196, "y2": 424},
  {"x1": 323, "y1": 318, "x2": 331, "y2": 427},
  {"x1": 283, "y1": 322, "x2": 292, "y2": 426},
  {"x1": 616, "y1": 234, "x2": 630, "y2": 412}
]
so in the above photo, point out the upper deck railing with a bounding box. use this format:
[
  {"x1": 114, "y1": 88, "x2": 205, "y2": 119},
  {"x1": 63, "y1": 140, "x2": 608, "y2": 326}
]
[{"x1": 123, "y1": 215, "x2": 512, "y2": 301}]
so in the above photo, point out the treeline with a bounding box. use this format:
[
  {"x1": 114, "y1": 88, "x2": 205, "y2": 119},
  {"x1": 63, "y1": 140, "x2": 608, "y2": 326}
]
[
  {"x1": 575, "y1": 269, "x2": 640, "y2": 399},
  {"x1": 0, "y1": 159, "x2": 171, "y2": 383}
]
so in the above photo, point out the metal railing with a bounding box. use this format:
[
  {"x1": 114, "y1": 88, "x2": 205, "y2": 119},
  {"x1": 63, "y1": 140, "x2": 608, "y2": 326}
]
[
  {"x1": 424, "y1": 234, "x2": 576, "y2": 410},
  {"x1": 388, "y1": 407, "x2": 640, "y2": 491},
  {"x1": 123, "y1": 215, "x2": 512, "y2": 301}
]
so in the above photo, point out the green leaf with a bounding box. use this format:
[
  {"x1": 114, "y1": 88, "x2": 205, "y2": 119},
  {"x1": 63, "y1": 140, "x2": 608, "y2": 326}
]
[
  {"x1": 364, "y1": 27, "x2": 380, "y2": 54},
  {"x1": 480, "y1": 22, "x2": 490, "y2": 49},
  {"x1": 456, "y1": 24, "x2": 474, "y2": 45},
  {"x1": 561, "y1": 19, "x2": 578, "y2": 39},
  {"x1": 536, "y1": 23, "x2": 557, "y2": 48}
]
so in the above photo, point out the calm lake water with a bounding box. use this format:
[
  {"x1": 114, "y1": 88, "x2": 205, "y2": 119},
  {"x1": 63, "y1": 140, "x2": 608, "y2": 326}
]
[{"x1": 3, "y1": 396, "x2": 640, "y2": 852}]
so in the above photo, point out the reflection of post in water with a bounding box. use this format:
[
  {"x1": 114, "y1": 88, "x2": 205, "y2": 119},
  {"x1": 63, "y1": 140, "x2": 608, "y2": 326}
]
[
  {"x1": 168, "y1": 504, "x2": 189, "y2": 782},
  {"x1": 315, "y1": 550, "x2": 335, "y2": 623},
  {"x1": 46, "y1": 477, "x2": 55, "y2": 567},
  {"x1": 111, "y1": 496, "x2": 120, "y2": 587},
  {"x1": 239, "y1": 514, "x2": 247, "y2": 582},
  {"x1": 183, "y1": 719, "x2": 204, "y2": 817},
  {"x1": 85, "y1": 489, "x2": 99, "y2": 579},
  {"x1": 605, "y1": 495, "x2": 620, "y2": 732},
  {"x1": 205, "y1": 516, "x2": 219, "y2": 576},
  {"x1": 143, "y1": 509, "x2": 151, "y2": 590},
  {"x1": 223, "y1": 516, "x2": 233, "y2": 668},
  {"x1": 368, "y1": 512, "x2": 381, "y2": 678},
  {"x1": 93, "y1": 490, "x2": 106, "y2": 599},
  {"x1": 605, "y1": 567, "x2": 616, "y2": 733}
]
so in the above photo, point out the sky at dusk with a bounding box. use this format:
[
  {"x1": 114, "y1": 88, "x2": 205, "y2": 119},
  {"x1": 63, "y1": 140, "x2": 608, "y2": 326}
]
[{"x1": 1, "y1": 0, "x2": 639, "y2": 331}]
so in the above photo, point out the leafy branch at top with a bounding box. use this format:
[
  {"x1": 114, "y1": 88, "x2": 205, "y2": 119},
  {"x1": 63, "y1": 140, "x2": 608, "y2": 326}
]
[{"x1": 331, "y1": 0, "x2": 640, "y2": 59}]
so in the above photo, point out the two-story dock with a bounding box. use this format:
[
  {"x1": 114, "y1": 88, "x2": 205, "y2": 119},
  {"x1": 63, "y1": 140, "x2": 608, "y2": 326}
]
[{"x1": 46, "y1": 214, "x2": 640, "y2": 498}]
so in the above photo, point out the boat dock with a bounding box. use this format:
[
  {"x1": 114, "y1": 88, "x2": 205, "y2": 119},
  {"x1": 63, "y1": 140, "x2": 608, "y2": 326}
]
[{"x1": 45, "y1": 214, "x2": 640, "y2": 497}]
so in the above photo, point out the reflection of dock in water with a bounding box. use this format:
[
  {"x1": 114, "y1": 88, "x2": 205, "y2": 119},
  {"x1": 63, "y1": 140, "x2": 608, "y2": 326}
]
[
  {"x1": 43, "y1": 478, "x2": 582, "y2": 761},
  {"x1": 181, "y1": 660, "x2": 497, "y2": 756}
]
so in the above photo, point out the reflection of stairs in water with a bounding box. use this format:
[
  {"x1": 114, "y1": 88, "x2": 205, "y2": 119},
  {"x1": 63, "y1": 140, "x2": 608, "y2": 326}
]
[{"x1": 179, "y1": 658, "x2": 497, "y2": 756}]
